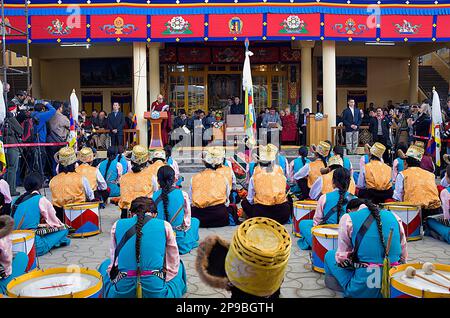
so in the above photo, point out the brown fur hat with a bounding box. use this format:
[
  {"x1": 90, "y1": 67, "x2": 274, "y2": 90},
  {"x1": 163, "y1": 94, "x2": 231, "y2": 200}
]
[
  {"x1": 0, "y1": 215, "x2": 14, "y2": 239},
  {"x1": 195, "y1": 235, "x2": 231, "y2": 290}
]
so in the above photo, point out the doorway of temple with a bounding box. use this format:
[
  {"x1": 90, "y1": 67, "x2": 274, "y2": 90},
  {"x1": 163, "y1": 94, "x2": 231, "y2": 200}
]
[{"x1": 208, "y1": 74, "x2": 241, "y2": 112}]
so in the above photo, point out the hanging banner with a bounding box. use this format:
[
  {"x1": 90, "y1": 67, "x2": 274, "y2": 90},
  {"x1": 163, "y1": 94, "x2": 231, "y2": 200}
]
[
  {"x1": 178, "y1": 47, "x2": 211, "y2": 63},
  {"x1": 324, "y1": 14, "x2": 376, "y2": 39},
  {"x1": 150, "y1": 15, "x2": 204, "y2": 39},
  {"x1": 267, "y1": 14, "x2": 321, "y2": 38},
  {"x1": 30, "y1": 15, "x2": 87, "y2": 40},
  {"x1": 1, "y1": 16, "x2": 27, "y2": 40},
  {"x1": 280, "y1": 47, "x2": 301, "y2": 62},
  {"x1": 208, "y1": 14, "x2": 263, "y2": 38},
  {"x1": 90, "y1": 15, "x2": 147, "y2": 39},
  {"x1": 380, "y1": 15, "x2": 433, "y2": 39},
  {"x1": 436, "y1": 15, "x2": 450, "y2": 39}
]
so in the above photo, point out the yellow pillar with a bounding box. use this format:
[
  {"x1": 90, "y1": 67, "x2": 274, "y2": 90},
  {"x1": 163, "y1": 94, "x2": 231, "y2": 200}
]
[
  {"x1": 409, "y1": 56, "x2": 419, "y2": 104},
  {"x1": 133, "y1": 42, "x2": 148, "y2": 147},
  {"x1": 300, "y1": 41, "x2": 314, "y2": 112},
  {"x1": 322, "y1": 41, "x2": 336, "y2": 140},
  {"x1": 148, "y1": 43, "x2": 161, "y2": 104},
  {"x1": 31, "y1": 57, "x2": 41, "y2": 98}
]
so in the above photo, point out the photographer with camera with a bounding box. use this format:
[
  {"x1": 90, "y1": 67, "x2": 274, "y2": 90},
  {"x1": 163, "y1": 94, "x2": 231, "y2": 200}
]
[
  {"x1": 3, "y1": 102, "x2": 24, "y2": 196},
  {"x1": 48, "y1": 102, "x2": 70, "y2": 176},
  {"x1": 31, "y1": 100, "x2": 56, "y2": 143}
]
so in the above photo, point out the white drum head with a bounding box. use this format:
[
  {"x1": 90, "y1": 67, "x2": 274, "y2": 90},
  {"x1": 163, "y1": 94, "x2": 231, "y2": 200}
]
[
  {"x1": 392, "y1": 268, "x2": 450, "y2": 295},
  {"x1": 9, "y1": 272, "x2": 100, "y2": 298},
  {"x1": 313, "y1": 227, "x2": 339, "y2": 236}
]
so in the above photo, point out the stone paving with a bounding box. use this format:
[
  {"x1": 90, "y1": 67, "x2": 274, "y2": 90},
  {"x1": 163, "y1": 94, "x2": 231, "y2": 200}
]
[{"x1": 35, "y1": 186, "x2": 450, "y2": 298}]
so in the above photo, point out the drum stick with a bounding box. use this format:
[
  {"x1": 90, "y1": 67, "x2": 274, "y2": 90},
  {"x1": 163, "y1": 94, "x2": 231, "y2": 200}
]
[
  {"x1": 385, "y1": 228, "x2": 394, "y2": 256},
  {"x1": 406, "y1": 266, "x2": 450, "y2": 291},
  {"x1": 422, "y1": 262, "x2": 450, "y2": 282}
]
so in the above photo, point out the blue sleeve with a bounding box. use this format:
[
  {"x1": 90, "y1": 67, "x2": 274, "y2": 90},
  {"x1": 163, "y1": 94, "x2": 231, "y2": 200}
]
[{"x1": 38, "y1": 103, "x2": 57, "y2": 122}]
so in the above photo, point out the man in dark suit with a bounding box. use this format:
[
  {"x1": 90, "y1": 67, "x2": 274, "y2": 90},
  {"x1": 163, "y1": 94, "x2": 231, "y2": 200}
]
[
  {"x1": 230, "y1": 96, "x2": 244, "y2": 115},
  {"x1": 107, "y1": 102, "x2": 125, "y2": 147},
  {"x1": 342, "y1": 99, "x2": 362, "y2": 154},
  {"x1": 369, "y1": 107, "x2": 391, "y2": 163},
  {"x1": 297, "y1": 108, "x2": 310, "y2": 146}
]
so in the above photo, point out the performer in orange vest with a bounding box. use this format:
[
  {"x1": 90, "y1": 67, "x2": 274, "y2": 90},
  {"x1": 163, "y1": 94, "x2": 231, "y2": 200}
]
[
  {"x1": 356, "y1": 142, "x2": 393, "y2": 204},
  {"x1": 119, "y1": 145, "x2": 158, "y2": 219},
  {"x1": 76, "y1": 147, "x2": 109, "y2": 206},
  {"x1": 309, "y1": 155, "x2": 356, "y2": 200},
  {"x1": 293, "y1": 141, "x2": 330, "y2": 200},
  {"x1": 190, "y1": 147, "x2": 238, "y2": 227},
  {"x1": 144, "y1": 149, "x2": 167, "y2": 178},
  {"x1": 393, "y1": 145, "x2": 441, "y2": 219},
  {"x1": 49, "y1": 147, "x2": 95, "y2": 221},
  {"x1": 241, "y1": 144, "x2": 290, "y2": 224}
]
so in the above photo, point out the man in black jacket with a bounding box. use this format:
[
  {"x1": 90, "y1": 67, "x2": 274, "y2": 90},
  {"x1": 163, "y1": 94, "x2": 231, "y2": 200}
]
[
  {"x1": 3, "y1": 102, "x2": 24, "y2": 196},
  {"x1": 297, "y1": 108, "x2": 310, "y2": 146},
  {"x1": 369, "y1": 107, "x2": 391, "y2": 163},
  {"x1": 342, "y1": 99, "x2": 362, "y2": 154},
  {"x1": 106, "y1": 102, "x2": 125, "y2": 147}
]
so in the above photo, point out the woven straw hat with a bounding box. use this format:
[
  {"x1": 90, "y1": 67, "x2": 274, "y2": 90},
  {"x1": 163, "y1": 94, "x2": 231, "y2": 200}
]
[
  {"x1": 312, "y1": 141, "x2": 331, "y2": 158},
  {"x1": 150, "y1": 149, "x2": 166, "y2": 161},
  {"x1": 77, "y1": 147, "x2": 94, "y2": 163},
  {"x1": 131, "y1": 145, "x2": 149, "y2": 165},
  {"x1": 327, "y1": 155, "x2": 343, "y2": 168},
  {"x1": 365, "y1": 142, "x2": 386, "y2": 160},
  {"x1": 398, "y1": 145, "x2": 424, "y2": 162},
  {"x1": 225, "y1": 217, "x2": 291, "y2": 297},
  {"x1": 203, "y1": 146, "x2": 225, "y2": 166},
  {"x1": 414, "y1": 141, "x2": 425, "y2": 149},
  {"x1": 56, "y1": 147, "x2": 77, "y2": 167},
  {"x1": 253, "y1": 144, "x2": 278, "y2": 163}
]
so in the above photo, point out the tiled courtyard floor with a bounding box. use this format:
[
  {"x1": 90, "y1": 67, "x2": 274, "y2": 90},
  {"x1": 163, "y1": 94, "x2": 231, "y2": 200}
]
[{"x1": 35, "y1": 190, "x2": 450, "y2": 298}]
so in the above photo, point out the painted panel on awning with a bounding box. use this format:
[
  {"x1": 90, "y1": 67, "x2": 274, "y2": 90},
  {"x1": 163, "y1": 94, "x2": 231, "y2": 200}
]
[
  {"x1": 177, "y1": 47, "x2": 211, "y2": 63},
  {"x1": 208, "y1": 14, "x2": 263, "y2": 38},
  {"x1": 324, "y1": 14, "x2": 376, "y2": 38},
  {"x1": 30, "y1": 15, "x2": 87, "y2": 39},
  {"x1": 436, "y1": 15, "x2": 450, "y2": 39},
  {"x1": 1, "y1": 16, "x2": 27, "y2": 40},
  {"x1": 150, "y1": 15, "x2": 204, "y2": 38},
  {"x1": 212, "y1": 47, "x2": 245, "y2": 63},
  {"x1": 90, "y1": 15, "x2": 147, "y2": 39},
  {"x1": 267, "y1": 14, "x2": 321, "y2": 38},
  {"x1": 380, "y1": 15, "x2": 433, "y2": 39}
]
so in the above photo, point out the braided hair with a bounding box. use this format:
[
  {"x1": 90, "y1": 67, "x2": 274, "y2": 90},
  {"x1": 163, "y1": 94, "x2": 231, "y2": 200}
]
[
  {"x1": 298, "y1": 146, "x2": 308, "y2": 166},
  {"x1": 405, "y1": 156, "x2": 421, "y2": 168},
  {"x1": 332, "y1": 167, "x2": 351, "y2": 222},
  {"x1": 60, "y1": 163, "x2": 76, "y2": 174},
  {"x1": 117, "y1": 145, "x2": 124, "y2": 163},
  {"x1": 317, "y1": 154, "x2": 328, "y2": 166},
  {"x1": 157, "y1": 165, "x2": 176, "y2": 222},
  {"x1": 364, "y1": 199, "x2": 388, "y2": 258},
  {"x1": 129, "y1": 197, "x2": 157, "y2": 269},
  {"x1": 131, "y1": 162, "x2": 147, "y2": 173},
  {"x1": 204, "y1": 162, "x2": 221, "y2": 170},
  {"x1": 105, "y1": 146, "x2": 118, "y2": 179}
]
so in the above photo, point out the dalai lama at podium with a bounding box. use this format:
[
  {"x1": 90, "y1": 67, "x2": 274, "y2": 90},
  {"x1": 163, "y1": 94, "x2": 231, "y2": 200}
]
[{"x1": 150, "y1": 94, "x2": 172, "y2": 145}]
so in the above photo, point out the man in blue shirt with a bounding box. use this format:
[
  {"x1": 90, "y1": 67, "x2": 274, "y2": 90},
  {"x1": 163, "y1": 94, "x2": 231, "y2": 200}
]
[{"x1": 31, "y1": 100, "x2": 56, "y2": 143}]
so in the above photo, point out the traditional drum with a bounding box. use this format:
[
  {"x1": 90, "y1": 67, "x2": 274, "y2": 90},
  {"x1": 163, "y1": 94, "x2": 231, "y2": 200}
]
[
  {"x1": 390, "y1": 263, "x2": 450, "y2": 298},
  {"x1": 6, "y1": 267, "x2": 103, "y2": 298},
  {"x1": 63, "y1": 202, "x2": 100, "y2": 238},
  {"x1": 381, "y1": 202, "x2": 422, "y2": 241},
  {"x1": 292, "y1": 200, "x2": 317, "y2": 237},
  {"x1": 10, "y1": 230, "x2": 36, "y2": 272},
  {"x1": 311, "y1": 224, "x2": 339, "y2": 273}
]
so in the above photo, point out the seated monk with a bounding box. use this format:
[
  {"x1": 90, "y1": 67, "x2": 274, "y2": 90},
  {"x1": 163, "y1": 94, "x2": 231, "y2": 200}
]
[{"x1": 241, "y1": 144, "x2": 291, "y2": 225}]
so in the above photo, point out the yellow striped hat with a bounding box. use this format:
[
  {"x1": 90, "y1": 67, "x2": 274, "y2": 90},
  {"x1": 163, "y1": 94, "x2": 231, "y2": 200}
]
[{"x1": 225, "y1": 217, "x2": 291, "y2": 297}]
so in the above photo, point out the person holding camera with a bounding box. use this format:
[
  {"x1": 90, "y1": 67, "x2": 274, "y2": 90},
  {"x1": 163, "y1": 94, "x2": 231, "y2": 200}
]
[
  {"x1": 3, "y1": 102, "x2": 24, "y2": 196},
  {"x1": 31, "y1": 100, "x2": 56, "y2": 143}
]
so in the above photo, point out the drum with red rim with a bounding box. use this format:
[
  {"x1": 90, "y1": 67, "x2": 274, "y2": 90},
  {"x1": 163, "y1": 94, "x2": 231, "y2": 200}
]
[
  {"x1": 63, "y1": 202, "x2": 100, "y2": 238},
  {"x1": 381, "y1": 202, "x2": 422, "y2": 241},
  {"x1": 292, "y1": 200, "x2": 317, "y2": 237},
  {"x1": 10, "y1": 230, "x2": 36, "y2": 272},
  {"x1": 311, "y1": 224, "x2": 339, "y2": 273}
]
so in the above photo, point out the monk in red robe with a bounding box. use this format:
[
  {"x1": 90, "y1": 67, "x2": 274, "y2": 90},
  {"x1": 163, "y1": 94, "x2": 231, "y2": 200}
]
[
  {"x1": 150, "y1": 94, "x2": 171, "y2": 145},
  {"x1": 281, "y1": 108, "x2": 297, "y2": 144}
]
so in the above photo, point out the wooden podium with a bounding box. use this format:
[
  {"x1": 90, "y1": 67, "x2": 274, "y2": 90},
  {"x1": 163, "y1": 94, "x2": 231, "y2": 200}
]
[
  {"x1": 307, "y1": 114, "x2": 328, "y2": 146},
  {"x1": 144, "y1": 111, "x2": 168, "y2": 149}
]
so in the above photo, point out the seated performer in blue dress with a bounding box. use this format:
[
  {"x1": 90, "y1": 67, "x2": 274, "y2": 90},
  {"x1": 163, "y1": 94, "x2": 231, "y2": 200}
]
[
  {"x1": 12, "y1": 173, "x2": 70, "y2": 256},
  {"x1": 425, "y1": 162, "x2": 450, "y2": 243},
  {"x1": 324, "y1": 199, "x2": 408, "y2": 298},
  {"x1": 298, "y1": 167, "x2": 354, "y2": 250},
  {"x1": 153, "y1": 165, "x2": 200, "y2": 254},
  {"x1": 0, "y1": 215, "x2": 29, "y2": 294},
  {"x1": 99, "y1": 196, "x2": 187, "y2": 298},
  {"x1": 98, "y1": 147, "x2": 123, "y2": 198}
]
